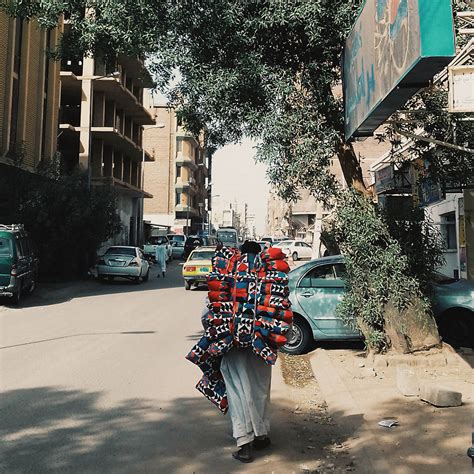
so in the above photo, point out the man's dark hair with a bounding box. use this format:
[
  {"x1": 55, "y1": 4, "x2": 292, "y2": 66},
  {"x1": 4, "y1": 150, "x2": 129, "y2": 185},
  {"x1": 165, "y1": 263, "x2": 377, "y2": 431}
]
[{"x1": 240, "y1": 240, "x2": 261, "y2": 254}]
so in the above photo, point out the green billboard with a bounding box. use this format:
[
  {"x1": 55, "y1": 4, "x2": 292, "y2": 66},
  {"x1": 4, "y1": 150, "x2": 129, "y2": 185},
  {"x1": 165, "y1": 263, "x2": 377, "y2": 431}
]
[{"x1": 343, "y1": 0, "x2": 456, "y2": 141}]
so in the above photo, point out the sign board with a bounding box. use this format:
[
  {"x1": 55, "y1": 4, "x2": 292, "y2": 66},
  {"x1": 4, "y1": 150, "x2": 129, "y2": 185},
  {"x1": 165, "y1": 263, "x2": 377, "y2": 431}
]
[
  {"x1": 375, "y1": 164, "x2": 394, "y2": 194},
  {"x1": 343, "y1": 0, "x2": 456, "y2": 140},
  {"x1": 448, "y1": 66, "x2": 474, "y2": 112}
]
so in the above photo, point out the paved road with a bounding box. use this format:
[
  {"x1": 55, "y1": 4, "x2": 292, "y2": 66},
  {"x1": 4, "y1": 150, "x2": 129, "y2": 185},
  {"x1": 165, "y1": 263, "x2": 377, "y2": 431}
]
[{"x1": 0, "y1": 262, "x2": 352, "y2": 473}]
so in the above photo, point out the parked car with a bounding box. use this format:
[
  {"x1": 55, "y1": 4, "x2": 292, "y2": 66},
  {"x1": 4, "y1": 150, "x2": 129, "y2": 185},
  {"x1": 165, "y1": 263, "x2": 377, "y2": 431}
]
[
  {"x1": 283, "y1": 256, "x2": 474, "y2": 355},
  {"x1": 97, "y1": 246, "x2": 150, "y2": 283},
  {"x1": 274, "y1": 240, "x2": 313, "y2": 261},
  {"x1": 168, "y1": 234, "x2": 186, "y2": 260},
  {"x1": 143, "y1": 236, "x2": 172, "y2": 262},
  {"x1": 183, "y1": 235, "x2": 217, "y2": 260},
  {"x1": 0, "y1": 224, "x2": 39, "y2": 304},
  {"x1": 182, "y1": 246, "x2": 215, "y2": 290},
  {"x1": 256, "y1": 240, "x2": 271, "y2": 250}
]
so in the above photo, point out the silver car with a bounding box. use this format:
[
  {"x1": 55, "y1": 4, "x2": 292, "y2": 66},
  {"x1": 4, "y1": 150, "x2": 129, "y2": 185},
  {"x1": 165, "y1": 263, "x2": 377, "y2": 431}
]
[{"x1": 97, "y1": 246, "x2": 150, "y2": 283}]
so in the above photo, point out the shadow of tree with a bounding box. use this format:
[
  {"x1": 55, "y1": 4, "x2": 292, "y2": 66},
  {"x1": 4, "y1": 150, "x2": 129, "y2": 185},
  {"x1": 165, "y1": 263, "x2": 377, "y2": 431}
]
[
  {"x1": 0, "y1": 386, "x2": 359, "y2": 473},
  {"x1": 0, "y1": 262, "x2": 184, "y2": 310}
]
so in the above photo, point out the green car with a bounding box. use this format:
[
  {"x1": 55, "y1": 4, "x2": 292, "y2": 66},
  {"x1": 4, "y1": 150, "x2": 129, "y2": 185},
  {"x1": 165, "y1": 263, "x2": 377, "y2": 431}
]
[
  {"x1": 0, "y1": 224, "x2": 39, "y2": 305},
  {"x1": 283, "y1": 256, "x2": 474, "y2": 354}
]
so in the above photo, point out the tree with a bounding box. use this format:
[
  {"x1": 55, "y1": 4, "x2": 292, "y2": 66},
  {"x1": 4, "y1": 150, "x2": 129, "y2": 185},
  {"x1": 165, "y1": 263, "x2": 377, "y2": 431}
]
[{"x1": 3, "y1": 0, "x2": 470, "y2": 351}]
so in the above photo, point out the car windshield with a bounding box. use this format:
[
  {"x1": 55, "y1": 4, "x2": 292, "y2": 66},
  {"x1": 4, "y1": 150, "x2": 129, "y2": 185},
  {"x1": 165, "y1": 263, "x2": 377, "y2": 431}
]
[
  {"x1": 147, "y1": 236, "x2": 166, "y2": 245},
  {"x1": 169, "y1": 235, "x2": 185, "y2": 243},
  {"x1": 105, "y1": 247, "x2": 136, "y2": 256},
  {"x1": 275, "y1": 241, "x2": 292, "y2": 247},
  {"x1": 0, "y1": 237, "x2": 12, "y2": 256},
  {"x1": 190, "y1": 251, "x2": 214, "y2": 261}
]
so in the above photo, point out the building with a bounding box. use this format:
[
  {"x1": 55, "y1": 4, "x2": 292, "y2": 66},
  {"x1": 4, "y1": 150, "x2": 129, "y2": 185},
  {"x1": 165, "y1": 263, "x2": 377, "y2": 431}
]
[
  {"x1": 0, "y1": 14, "x2": 62, "y2": 176},
  {"x1": 370, "y1": 12, "x2": 474, "y2": 280},
  {"x1": 143, "y1": 103, "x2": 211, "y2": 235},
  {"x1": 58, "y1": 49, "x2": 154, "y2": 246},
  {"x1": 266, "y1": 136, "x2": 390, "y2": 255}
]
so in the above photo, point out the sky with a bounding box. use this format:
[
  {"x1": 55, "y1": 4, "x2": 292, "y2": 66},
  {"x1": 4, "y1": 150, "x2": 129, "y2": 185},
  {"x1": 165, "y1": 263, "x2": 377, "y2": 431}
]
[{"x1": 212, "y1": 139, "x2": 270, "y2": 235}]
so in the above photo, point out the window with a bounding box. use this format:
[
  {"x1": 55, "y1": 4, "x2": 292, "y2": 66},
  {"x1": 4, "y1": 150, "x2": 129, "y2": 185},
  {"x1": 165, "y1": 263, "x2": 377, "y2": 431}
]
[
  {"x1": 176, "y1": 165, "x2": 181, "y2": 178},
  {"x1": 176, "y1": 140, "x2": 183, "y2": 152},
  {"x1": 175, "y1": 190, "x2": 182, "y2": 205},
  {"x1": 302, "y1": 243, "x2": 311, "y2": 248},
  {"x1": 441, "y1": 212, "x2": 457, "y2": 250},
  {"x1": 334, "y1": 263, "x2": 347, "y2": 279},
  {"x1": 299, "y1": 264, "x2": 337, "y2": 287},
  {"x1": 0, "y1": 238, "x2": 12, "y2": 256}
]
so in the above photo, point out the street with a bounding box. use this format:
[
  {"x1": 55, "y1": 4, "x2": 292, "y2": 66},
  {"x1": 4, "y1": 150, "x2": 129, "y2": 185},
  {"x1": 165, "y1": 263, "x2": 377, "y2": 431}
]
[{"x1": 0, "y1": 262, "x2": 354, "y2": 474}]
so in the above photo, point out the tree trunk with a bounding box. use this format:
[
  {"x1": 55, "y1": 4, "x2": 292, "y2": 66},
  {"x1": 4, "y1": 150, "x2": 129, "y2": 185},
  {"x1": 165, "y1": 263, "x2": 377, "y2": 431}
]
[{"x1": 336, "y1": 140, "x2": 373, "y2": 198}]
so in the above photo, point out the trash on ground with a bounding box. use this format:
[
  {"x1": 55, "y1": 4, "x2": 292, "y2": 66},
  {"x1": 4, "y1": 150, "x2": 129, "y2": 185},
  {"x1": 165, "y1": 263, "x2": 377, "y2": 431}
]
[{"x1": 378, "y1": 419, "x2": 399, "y2": 428}]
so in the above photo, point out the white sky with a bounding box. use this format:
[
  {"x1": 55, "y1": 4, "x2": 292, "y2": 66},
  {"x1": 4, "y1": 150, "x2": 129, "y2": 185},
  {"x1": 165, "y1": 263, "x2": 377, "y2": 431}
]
[{"x1": 212, "y1": 139, "x2": 269, "y2": 235}]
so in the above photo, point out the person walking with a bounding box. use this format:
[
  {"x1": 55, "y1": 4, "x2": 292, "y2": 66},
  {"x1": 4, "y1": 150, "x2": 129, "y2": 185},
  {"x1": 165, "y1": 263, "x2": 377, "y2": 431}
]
[
  {"x1": 155, "y1": 238, "x2": 167, "y2": 278},
  {"x1": 220, "y1": 241, "x2": 271, "y2": 463}
]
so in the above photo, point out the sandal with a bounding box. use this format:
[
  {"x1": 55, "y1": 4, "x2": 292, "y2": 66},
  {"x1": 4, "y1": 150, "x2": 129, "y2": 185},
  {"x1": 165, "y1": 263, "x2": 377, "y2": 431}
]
[
  {"x1": 232, "y1": 443, "x2": 254, "y2": 463},
  {"x1": 253, "y1": 436, "x2": 271, "y2": 450}
]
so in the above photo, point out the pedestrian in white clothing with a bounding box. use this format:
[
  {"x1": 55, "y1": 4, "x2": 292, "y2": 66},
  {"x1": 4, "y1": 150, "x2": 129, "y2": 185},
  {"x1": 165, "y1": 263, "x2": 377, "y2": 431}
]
[{"x1": 155, "y1": 239, "x2": 167, "y2": 278}]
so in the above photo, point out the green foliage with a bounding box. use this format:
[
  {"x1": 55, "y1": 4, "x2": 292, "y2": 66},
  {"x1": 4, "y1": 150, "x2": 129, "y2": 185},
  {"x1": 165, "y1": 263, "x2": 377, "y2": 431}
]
[
  {"x1": 384, "y1": 207, "x2": 446, "y2": 294},
  {"x1": 333, "y1": 191, "x2": 433, "y2": 351},
  {"x1": 1, "y1": 157, "x2": 121, "y2": 278}
]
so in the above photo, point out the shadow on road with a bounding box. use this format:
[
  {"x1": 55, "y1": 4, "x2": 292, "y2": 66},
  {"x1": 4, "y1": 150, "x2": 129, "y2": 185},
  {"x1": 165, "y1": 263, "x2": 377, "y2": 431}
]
[
  {"x1": 0, "y1": 262, "x2": 185, "y2": 310},
  {"x1": 0, "y1": 386, "x2": 359, "y2": 473}
]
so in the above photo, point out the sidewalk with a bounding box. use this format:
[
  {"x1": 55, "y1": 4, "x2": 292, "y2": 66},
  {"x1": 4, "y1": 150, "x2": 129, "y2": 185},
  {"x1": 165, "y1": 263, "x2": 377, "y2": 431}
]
[{"x1": 310, "y1": 346, "x2": 473, "y2": 473}]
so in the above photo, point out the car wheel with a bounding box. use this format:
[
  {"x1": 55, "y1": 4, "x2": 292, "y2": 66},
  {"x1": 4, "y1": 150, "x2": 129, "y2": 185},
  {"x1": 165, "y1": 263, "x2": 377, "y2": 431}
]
[
  {"x1": 143, "y1": 268, "x2": 150, "y2": 282},
  {"x1": 12, "y1": 283, "x2": 21, "y2": 306},
  {"x1": 280, "y1": 315, "x2": 313, "y2": 355},
  {"x1": 438, "y1": 310, "x2": 474, "y2": 348},
  {"x1": 185, "y1": 280, "x2": 191, "y2": 290},
  {"x1": 292, "y1": 252, "x2": 299, "y2": 262}
]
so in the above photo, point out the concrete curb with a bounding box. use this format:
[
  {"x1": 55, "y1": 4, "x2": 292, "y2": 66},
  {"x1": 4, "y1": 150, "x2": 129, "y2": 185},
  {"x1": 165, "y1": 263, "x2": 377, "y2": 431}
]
[{"x1": 310, "y1": 349, "x2": 391, "y2": 473}]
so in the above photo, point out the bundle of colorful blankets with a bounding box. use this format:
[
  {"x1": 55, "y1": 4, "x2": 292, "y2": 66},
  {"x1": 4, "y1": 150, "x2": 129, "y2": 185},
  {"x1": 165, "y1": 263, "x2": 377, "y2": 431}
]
[{"x1": 186, "y1": 245, "x2": 293, "y2": 413}]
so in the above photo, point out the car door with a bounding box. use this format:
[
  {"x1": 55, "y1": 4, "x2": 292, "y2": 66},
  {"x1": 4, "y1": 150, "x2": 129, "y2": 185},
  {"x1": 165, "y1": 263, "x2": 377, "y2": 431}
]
[
  {"x1": 295, "y1": 262, "x2": 357, "y2": 337},
  {"x1": 300, "y1": 242, "x2": 312, "y2": 259},
  {"x1": 15, "y1": 236, "x2": 29, "y2": 287}
]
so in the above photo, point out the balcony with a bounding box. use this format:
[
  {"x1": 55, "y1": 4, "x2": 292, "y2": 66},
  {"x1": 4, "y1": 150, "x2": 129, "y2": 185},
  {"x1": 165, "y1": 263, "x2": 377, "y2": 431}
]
[
  {"x1": 57, "y1": 125, "x2": 154, "y2": 162},
  {"x1": 175, "y1": 152, "x2": 197, "y2": 171},
  {"x1": 92, "y1": 176, "x2": 153, "y2": 199},
  {"x1": 59, "y1": 72, "x2": 154, "y2": 125},
  {"x1": 175, "y1": 204, "x2": 199, "y2": 217}
]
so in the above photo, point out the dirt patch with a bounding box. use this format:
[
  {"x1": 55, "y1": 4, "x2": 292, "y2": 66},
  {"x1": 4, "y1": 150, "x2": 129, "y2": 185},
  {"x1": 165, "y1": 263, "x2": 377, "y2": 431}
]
[{"x1": 280, "y1": 353, "x2": 315, "y2": 387}]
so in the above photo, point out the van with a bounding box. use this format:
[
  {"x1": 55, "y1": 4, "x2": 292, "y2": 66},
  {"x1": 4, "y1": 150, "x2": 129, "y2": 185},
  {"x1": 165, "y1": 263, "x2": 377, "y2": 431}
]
[{"x1": 0, "y1": 224, "x2": 39, "y2": 304}]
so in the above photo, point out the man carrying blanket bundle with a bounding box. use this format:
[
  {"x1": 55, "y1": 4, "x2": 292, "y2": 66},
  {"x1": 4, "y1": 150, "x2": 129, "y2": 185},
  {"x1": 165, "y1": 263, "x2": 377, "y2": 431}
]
[{"x1": 186, "y1": 240, "x2": 293, "y2": 464}]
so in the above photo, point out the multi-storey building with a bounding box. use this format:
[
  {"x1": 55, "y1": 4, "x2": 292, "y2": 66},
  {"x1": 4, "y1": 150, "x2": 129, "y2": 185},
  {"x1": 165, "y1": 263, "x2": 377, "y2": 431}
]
[
  {"x1": 143, "y1": 104, "x2": 211, "y2": 235},
  {"x1": 0, "y1": 14, "x2": 62, "y2": 172},
  {"x1": 58, "y1": 51, "x2": 154, "y2": 246}
]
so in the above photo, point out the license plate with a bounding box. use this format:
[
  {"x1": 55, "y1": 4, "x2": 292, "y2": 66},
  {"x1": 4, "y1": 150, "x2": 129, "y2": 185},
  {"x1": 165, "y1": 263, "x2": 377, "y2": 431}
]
[
  {"x1": 110, "y1": 260, "x2": 125, "y2": 266},
  {"x1": 200, "y1": 268, "x2": 209, "y2": 272}
]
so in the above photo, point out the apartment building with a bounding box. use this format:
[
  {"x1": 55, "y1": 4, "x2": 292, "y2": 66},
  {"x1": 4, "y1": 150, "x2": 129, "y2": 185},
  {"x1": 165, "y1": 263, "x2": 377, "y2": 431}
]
[
  {"x1": 58, "y1": 52, "x2": 154, "y2": 246},
  {"x1": 143, "y1": 104, "x2": 211, "y2": 235},
  {"x1": 0, "y1": 13, "x2": 62, "y2": 170},
  {"x1": 266, "y1": 136, "x2": 390, "y2": 254}
]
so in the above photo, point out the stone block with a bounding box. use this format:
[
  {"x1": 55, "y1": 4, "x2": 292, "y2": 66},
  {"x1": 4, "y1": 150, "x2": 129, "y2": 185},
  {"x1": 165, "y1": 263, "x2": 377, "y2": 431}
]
[
  {"x1": 419, "y1": 384, "x2": 462, "y2": 407},
  {"x1": 396, "y1": 364, "x2": 419, "y2": 397}
]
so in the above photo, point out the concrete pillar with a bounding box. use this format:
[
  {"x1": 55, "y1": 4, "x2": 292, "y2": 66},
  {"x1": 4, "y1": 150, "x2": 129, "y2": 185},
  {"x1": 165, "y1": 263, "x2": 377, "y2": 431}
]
[
  {"x1": 78, "y1": 57, "x2": 94, "y2": 171},
  {"x1": 464, "y1": 190, "x2": 474, "y2": 281}
]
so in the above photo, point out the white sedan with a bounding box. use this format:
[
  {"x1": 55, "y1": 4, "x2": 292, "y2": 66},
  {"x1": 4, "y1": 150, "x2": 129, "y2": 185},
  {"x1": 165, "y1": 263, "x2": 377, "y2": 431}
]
[
  {"x1": 274, "y1": 240, "x2": 313, "y2": 261},
  {"x1": 97, "y1": 246, "x2": 150, "y2": 282}
]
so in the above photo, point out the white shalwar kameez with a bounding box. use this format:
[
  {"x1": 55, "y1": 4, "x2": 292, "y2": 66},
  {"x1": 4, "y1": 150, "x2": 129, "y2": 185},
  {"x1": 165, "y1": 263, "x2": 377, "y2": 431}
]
[
  {"x1": 155, "y1": 245, "x2": 167, "y2": 273},
  {"x1": 220, "y1": 348, "x2": 272, "y2": 447}
]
